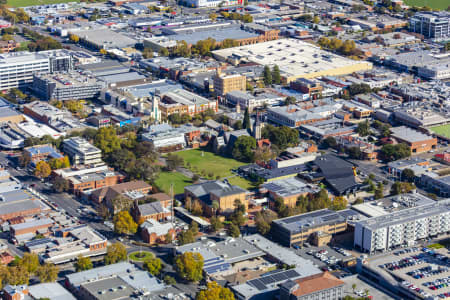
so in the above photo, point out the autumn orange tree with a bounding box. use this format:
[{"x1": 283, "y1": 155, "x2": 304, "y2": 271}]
[{"x1": 34, "y1": 161, "x2": 51, "y2": 178}]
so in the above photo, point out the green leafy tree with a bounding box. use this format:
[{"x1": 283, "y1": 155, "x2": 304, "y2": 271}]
[
  {"x1": 402, "y1": 168, "x2": 415, "y2": 182},
  {"x1": 178, "y1": 229, "x2": 195, "y2": 245},
  {"x1": 229, "y1": 224, "x2": 241, "y2": 237},
  {"x1": 143, "y1": 257, "x2": 163, "y2": 276},
  {"x1": 104, "y1": 242, "x2": 127, "y2": 265},
  {"x1": 243, "y1": 108, "x2": 251, "y2": 129},
  {"x1": 374, "y1": 182, "x2": 384, "y2": 199},
  {"x1": 175, "y1": 252, "x2": 204, "y2": 282},
  {"x1": 232, "y1": 136, "x2": 256, "y2": 162},
  {"x1": 285, "y1": 96, "x2": 296, "y2": 105},
  {"x1": 51, "y1": 176, "x2": 69, "y2": 193},
  {"x1": 196, "y1": 281, "x2": 235, "y2": 300},
  {"x1": 19, "y1": 253, "x2": 39, "y2": 274},
  {"x1": 75, "y1": 255, "x2": 93, "y2": 272},
  {"x1": 330, "y1": 196, "x2": 347, "y2": 211},
  {"x1": 164, "y1": 275, "x2": 177, "y2": 285},
  {"x1": 166, "y1": 153, "x2": 184, "y2": 171},
  {"x1": 272, "y1": 65, "x2": 281, "y2": 85},
  {"x1": 210, "y1": 216, "x2": 223, "y2": 232},
  {"x1": 262, "y1": 125, "x2": 299, "y2": 150},
  {"x1": 356, "y1": 120, "x2": 370, "y2": 136},
  {"x1": 380, "y1": 144, "x2": 411, "y2": 162},
  {"x1": 263, "y1": 65, "x2": 272, "y2": 86},
  {"x1": 36, "y1": 263, "x2": 58, "y2": 283},
  {"x1": 113, "y1": 211, "x2": 138, "y2": 235},
  {"x1": 94, "y1": 126, "x2": 121, "y2": 154},
  {"x1": 390, "y1": 181, "x2": 415, "y2": 195},
  {"x1": 347, "y1": 147, "x2": 361, "y2": 159}
]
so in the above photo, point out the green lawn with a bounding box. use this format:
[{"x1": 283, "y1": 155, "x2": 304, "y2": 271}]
[
  {"x1": 128, "y1": 251, "x2": 153, "y2": 262},
  {"x1": 430, "y1": 124, "x2": 450, "y2": 139},
  {"x1": 155, "y1": 171, "x2": 192, "y2": 195},
  {"x1": 7, "y1": 0, "x2": 79, "y2": 7},
  {"x1": 404, "y1": 0, "x2": 448, "y2": 10},
  {"x1": 175, "y1": 149, "x2": 253, "y2": 189}
]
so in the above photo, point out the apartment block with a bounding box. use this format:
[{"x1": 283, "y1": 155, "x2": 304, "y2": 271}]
[
  {"x1": 62, "y1": 137, "x2": 102, "y2": 166},
  {"x1": 354, "y1": 199, "x2": 450, "y2": 253}
]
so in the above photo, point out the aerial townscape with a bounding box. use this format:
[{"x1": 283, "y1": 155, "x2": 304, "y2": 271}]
[{"x1": 0, "y1": 0, "x2": 448, "y2": 299}]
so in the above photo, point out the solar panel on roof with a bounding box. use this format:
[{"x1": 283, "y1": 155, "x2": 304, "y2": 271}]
[
  {"x1": 249, "y1": 279, "x2": 267, "y2": 291},
  {"x1": 259, "y1": 276, "x2": 274, "y2": 285},
  {"x1": 322, "y1": 214, "x2": 340, "y2": 222},
  {"x1": 284, "y1": 269, "x2": 300, "y2": 278},
  {"x1": 272, "y1": 272, "x2": 288, "y2": 282}
]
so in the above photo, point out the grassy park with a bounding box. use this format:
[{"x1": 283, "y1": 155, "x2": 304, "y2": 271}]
[
  {"x1": 175, "y1": 149, "x2": 253, "y2": 189},
  {"x1": 7, "y1": 0, "x2": 79, "y2": 7},
  {"x1": 404, "y1": 0, "x2": 449, "y2": 10},
  {"x1": 430, "y1": 124, "x2": 450, "y2": 139},
  {"x1": 155, "y1": 171, "x2": 193, "y2": 195}
]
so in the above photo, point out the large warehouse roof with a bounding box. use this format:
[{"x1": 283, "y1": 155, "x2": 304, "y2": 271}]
[{"x1": 212, "y1": 39, "x2": 372, "y2": 82}]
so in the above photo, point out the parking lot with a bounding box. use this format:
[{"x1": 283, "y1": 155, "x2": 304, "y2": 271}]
[
  {"x1": 342, "y1": 276, "x2": 395, "y2": 300},
  {"x1": 379, "y1": 247, "x2": 450, "y2": 298},
  {"x1": 294, "y1": 245, "x2": 353, "y2": 270}
]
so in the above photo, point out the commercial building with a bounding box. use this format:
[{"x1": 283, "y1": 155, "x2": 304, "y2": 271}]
[
  {"x1": 0, "y1": 50, "x2": 72, "y2": 90},
  {"x1": 214, "y1": 73, "x2": 247, "y2": 96},
  {"x1": 28, "y1": 283, "x2": 76, "y2": 300},
  {"x1": 184, "y1": 180, "x2": 248, "y2": 215},
  {"x1": 89, "y1": 180, "x2": 151, "y2": 209},
  {"x1": 271, "y1": 209, "x2": 349, "y2": 247},
  {"x1": 280, "y1": 272, "x2": 345, "y2": 300},
  {"x1": 32, "y1": 72, "x2": 103, "y2": 101},
  {"x1": 390, "y1": 126, "x2": 437, "y2": 154},
  {"x1": 410, "y1": 11, "x2": 450, "y2": 39},
  {"x1": 73, "y1": 28, "x2": 137, "y2": 50},
  {"x1": 225, "y1": 90, "x2": 284, "y2": 111},
  {"x1": 394, "y1": 108, "x2": 449, "y2": 128},
  {"x1": 53, "y1": 165, "x2": 125, "y2": 196},
  {"x1": 212, "y1": 39, "x2": 372, "y2": 83},
  {"x1": 183, "y1": 0, "x2": 239, "y2": 7},
  {"x1": 309, "y1": 154, "x2": 359, "y2": 196},
  {"x1": 23, "y1": 101, "x2": 67, "y2": 124},
  {"x1": 0, "y1": 40, "x2": 20, "y2": 53},
  {"x1": 10, "y1": 218, "x2": 53, "y2": 240},
  {"x1": 65, "y1": 262, "x2": 165, "y2": 298},
  {"x1": 134, "y1": 193, "x2": 172, "y2": 222},
  {"x1": 0, "y1": 107, "x2": 24, "y2": 124},
  {"x1": 160, "y1": 88, "x2": 218, "y2": 118},
  {"x1": 354, "y1": 199, "x2": 450, "y2": 253},
  {"x1": 141, "y1": 124, "x2": 187, "y2": 152},
  {"x1": 262, "y1": 177, "x2": 321, "y2": 208},
  {"x1": 62, "y1": 137, "x2": 103, "y2": 166},
  {"x1": 420, "y1": 173, "x2": 450, "y2": 197},
  {"x1": 24, "y1": 144, "x2": 63, "y2": 163},
  {"x1": 290, "y1": 78, "x2": 323, "y2": 100},
  {"x1": 176, "y1": 237, "x2": 264, "y2": 275},
  {"x1": 267, "y1": 105, "x2": 326, "y2": 127},
  {"x1": 0, "y1": 190, "x2": 48, "y2": 223},
  {"x1": 140, "y1": 218, "x2": 175, "y2": 245},
  {"x1": 300, "y1": 118, "x2": 357, "y2": 139},
  {"x1": 38, "y1": 224, "x2": 108, "y2": 264}
]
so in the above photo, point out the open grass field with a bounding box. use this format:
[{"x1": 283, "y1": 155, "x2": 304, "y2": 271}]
[
  {"x1": 404, "y1": 0, "x2": 449, "y2": 10},
  {"x1": 155, "y1": 171, "x2": 193, "y2": 195},
  {"x1": 7, "y1": 0, "x2": 78, "y2": 7},
  {"x1": 430, "y1": 124, "x2": 450, "y2": 139},
  {"x1": 175, "y1": 149, "x2": 253, "y2": 189}
]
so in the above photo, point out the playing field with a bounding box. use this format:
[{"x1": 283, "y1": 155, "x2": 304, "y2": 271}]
[
  {"x1": 175, "y1": 149, "x2": 252, "y2": 189},
  {"x1": 155, "y1": 171, "x2": 192, "y2": 195},
  {"x1": 430, "y1": 124, "x2": 450, "y2": 139},
  {"x1": 7, "y1": 0, "x2": 79, "y2": 7},
  {"x1": 404, "y1": 0, "x2": 448, "y2": 10}
]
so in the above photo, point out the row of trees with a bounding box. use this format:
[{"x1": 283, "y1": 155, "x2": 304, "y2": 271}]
[
  {"x1": 22, "y1": 27, "x2": 62, "y2": 52},
  {"x1": 262, "y1": 65, "x2": 281, "y2": 86},
  {"x1": 317, "y1": 37, "x2": 362, "y2": 58},
  {"x1": 220, "y1": 11, "x2": 253, "y2": 23},
  {"x1": 0, "y1": 6, "x2": 29, "y2": 24},
  {"x1": 0, "y1": 253, "x2": 58, "y2": 289}
]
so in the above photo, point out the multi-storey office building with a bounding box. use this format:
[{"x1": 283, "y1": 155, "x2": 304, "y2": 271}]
[
  {"x1": 62, "y1": 137, "x2": 102, "y2": 166},
  {"x1": 354, "y1": 199, "x2": 450, "y2": 253},
  {"x1": 410, "y1": 12, "x2": 450, "y2": 39},
  {"x1": 0, "y1": 50, "x2": 72, "y2": 90}
]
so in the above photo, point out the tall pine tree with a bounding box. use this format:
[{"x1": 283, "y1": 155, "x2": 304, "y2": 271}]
[
  {"x1": 263, "y1": 65, "x2": 272, "y2": 86},
  {"x1": 243, "y1": 108, "x2": 251, "y2": 129},
  {"x1": 272, "y1": 65, "x2": 281, "y2": 85}
]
